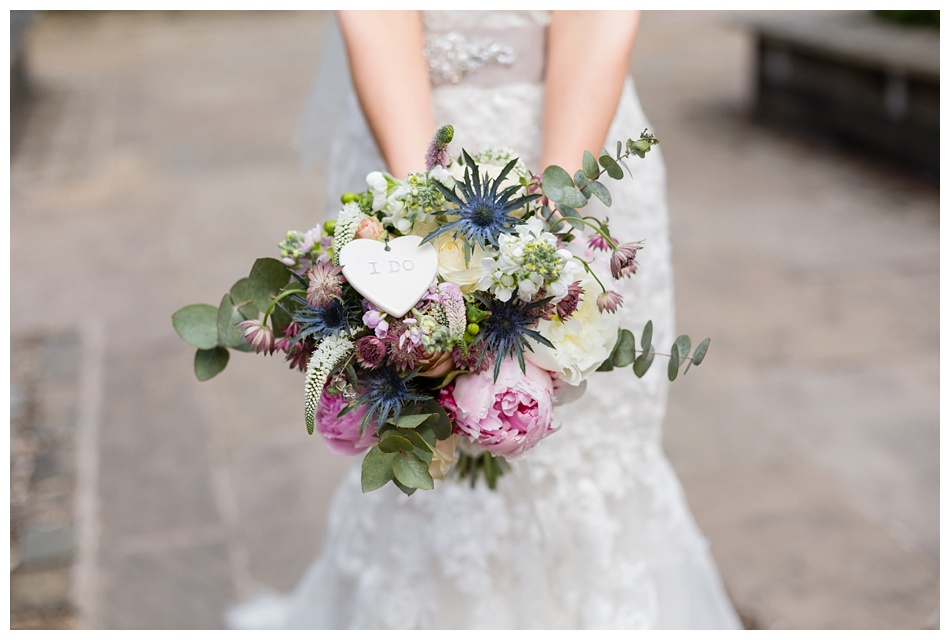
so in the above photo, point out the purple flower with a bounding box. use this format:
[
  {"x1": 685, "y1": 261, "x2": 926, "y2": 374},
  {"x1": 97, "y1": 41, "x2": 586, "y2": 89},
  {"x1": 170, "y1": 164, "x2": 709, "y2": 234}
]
[
  {"x1": 596, "y1": 290, "x2": 624, "y2": 314},
  {"x1": 237, "y1": 319, "x2": 276, "y2": 354},
  {"x1": 587, "y1": 234, "x2": 616, "y2": 253},
  {"x1": 556, "y1": 281, "x2": 584, "y2": 320},
  {"x1": 363, "y1": 308, "x2": 389, "y2": 339},
  {"x1": 306, "y1": 258, "x2": 344, "y2": 309},
  {"x1": 425, "y1": 124, "x2": 454, "y2": 171},
  {"x1": 609, "y1": 241, "x2": 643, "y2": 279},
  {"x1": 285, "y1": 341, "x2": 311, "y2": 372},
  {"x1": 355, "y1": 335, "x2": 387, "y2": 369}
]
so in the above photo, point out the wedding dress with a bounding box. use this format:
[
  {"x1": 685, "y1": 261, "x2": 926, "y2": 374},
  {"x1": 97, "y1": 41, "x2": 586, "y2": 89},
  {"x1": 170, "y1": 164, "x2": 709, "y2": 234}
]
[{"x1": 228, "y1": 10, "x2": 742, "y2": 629}]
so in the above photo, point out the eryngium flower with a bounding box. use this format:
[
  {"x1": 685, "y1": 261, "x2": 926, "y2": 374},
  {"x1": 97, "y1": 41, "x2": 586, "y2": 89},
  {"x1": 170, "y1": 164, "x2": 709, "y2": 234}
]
[
  {"x1": 423, "y1": 150, "x2": 540, "y2": 254},
  {"x1": 596, "y1": 290, "x2": 624, "y2": 313},
  {"x1": 293, "y1": 296, "x2": 360, "y2": 344},
  {"x1": 306, "y1": 259, "x2": 344, "y2": 309},
  {"x1": 354, "y1": 366, "x2": 428, "y2": 435},
  {"x1": 473, "y1": 293, "x2": 554, "y2": 381},
  {"x1": 610, "y1": 241, "x2": 643, "y2": 279},
  {"x1": 238, "y1": 319, "x2": 276, "y2": 354}
]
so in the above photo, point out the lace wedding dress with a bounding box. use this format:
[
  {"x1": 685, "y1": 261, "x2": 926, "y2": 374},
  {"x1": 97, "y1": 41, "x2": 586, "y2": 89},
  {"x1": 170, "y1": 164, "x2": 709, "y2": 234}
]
[{"x1": 228, "y1": 10, "x2": 742, "y2": 629}]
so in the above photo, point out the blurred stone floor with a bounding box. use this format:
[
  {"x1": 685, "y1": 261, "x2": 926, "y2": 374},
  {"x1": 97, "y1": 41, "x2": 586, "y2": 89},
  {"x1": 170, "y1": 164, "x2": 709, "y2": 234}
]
[{"x1": 9, "y1": 10, "x2": 939, "y2": 630}]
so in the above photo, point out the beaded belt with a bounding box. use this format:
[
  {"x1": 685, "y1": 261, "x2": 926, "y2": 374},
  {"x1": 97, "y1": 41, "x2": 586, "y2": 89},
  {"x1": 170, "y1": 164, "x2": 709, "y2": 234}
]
[{"x1": 424, "y1": 25, "x2": 548, "y2": 86}]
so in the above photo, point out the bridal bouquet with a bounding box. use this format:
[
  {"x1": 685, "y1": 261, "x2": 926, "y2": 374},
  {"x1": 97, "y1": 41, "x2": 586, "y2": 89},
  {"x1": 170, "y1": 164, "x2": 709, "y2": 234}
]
[{"x1": 173, "y1": 126, "x2": 709, "y2": 495}]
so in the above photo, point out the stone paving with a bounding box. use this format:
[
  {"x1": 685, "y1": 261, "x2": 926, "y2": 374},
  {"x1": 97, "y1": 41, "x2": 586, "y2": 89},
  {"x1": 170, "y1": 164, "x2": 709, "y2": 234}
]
[{"x1": 9, "y1": 10, "x2": 939, "y2": 630}]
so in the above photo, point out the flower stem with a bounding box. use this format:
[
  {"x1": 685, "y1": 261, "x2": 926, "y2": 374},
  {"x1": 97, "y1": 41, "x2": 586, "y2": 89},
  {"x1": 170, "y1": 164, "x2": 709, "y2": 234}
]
[
  {"x1": 574, "y1": 257, "x2": 608, "y2": 293},
  {"x1": 262, "y1": 288, "x2": 306, "y2": 322}
]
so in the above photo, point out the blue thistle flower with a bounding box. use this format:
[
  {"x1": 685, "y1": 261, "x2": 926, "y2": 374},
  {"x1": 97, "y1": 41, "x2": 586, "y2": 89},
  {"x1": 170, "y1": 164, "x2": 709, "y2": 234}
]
[
  {"x1": 472, "y1": 293, "x2": 555, "y2": 381},
  {"x1": 423, "y1": 150, "x2": 540, "y2": 257},
  {"x1": 292, "y1": 296, "x2": 360, "y2": 344},
  {"x1": 355, "y1": 366, "x2": 429, "y2": 434}
]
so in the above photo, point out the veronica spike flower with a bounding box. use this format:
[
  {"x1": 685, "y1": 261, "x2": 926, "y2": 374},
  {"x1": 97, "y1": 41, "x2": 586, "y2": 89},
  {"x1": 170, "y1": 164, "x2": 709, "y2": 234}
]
[
  {"x1": 423, "y1": 150, "x2": 540, "y2": 257},
  {"x1": 304, "y1": 334, "x2": 354, "y2": 435}
]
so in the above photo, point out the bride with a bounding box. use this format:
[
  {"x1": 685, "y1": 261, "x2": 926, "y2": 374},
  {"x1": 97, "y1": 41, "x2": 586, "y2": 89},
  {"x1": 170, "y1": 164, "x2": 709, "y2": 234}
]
[{"x1": 228, "y1": 10, "x2": 742, "y2": 629}]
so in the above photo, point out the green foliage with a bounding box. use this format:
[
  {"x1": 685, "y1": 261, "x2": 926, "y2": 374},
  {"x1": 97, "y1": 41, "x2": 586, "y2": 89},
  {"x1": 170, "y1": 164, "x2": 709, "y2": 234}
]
[
  {"x1": 216, "y1": 293, "x2": 249, "y2": 350},
  {"x1": 229, "y1": 278, "x2": 259, "y2": 320},
  {"x1": 633, "y1": 349, "x2": 654, "y2": 378},
  {"x1": 599, "y1": 154, "x2": 623, "y2": 180},
  {"x1": 611, "y1": 328, "x2": 637, "y2": 368},
  {"x1": 393, "y1": 452, "x2": 434, "y2": 490},
  {"x1": 582, "y1": 151, "x2": 599, "y2": 179},
  {"x1": 668, "y1": 343, "x2": 680, "y2": 381},
  {"x1": 361, "y1": 446, "x2": 396, "y2": 493},
  {"x1": 172, "y1": 304, "x2": 219, "y2": 350},
  {"x1": 587, "y1": 180, "x2": 612, "y2": 207},
  {"x1": 194, "y1": 347, "x2": 229, "y2": 381},
  {"x1": 248, "y1": 257, "x2": 291, "y2": 313},
  {"x1": 640, "y1": 320, "x2": 653, "y2": 354}
]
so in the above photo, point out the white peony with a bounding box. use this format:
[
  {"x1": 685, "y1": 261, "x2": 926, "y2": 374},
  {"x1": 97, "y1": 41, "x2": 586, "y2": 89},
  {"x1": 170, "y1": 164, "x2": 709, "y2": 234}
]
[{"x1": 524, "y1": 271, "x2": 620, "y2": 385}]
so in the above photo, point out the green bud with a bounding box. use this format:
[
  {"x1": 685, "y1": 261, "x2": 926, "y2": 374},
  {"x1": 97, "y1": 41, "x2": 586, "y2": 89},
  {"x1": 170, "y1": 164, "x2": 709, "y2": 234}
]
[
  {"x1": 323, "y1": 219, "x2": 337, "y2": 234},
  {"x1": 466, "y1": 323, "x2": 479, "y2": 336},
  {"x1": 435, "y1": 124, "x2": 454, "y2": 145},
  {"x1": 341, "y1": 191, "x2": 359, "y2": 204}
]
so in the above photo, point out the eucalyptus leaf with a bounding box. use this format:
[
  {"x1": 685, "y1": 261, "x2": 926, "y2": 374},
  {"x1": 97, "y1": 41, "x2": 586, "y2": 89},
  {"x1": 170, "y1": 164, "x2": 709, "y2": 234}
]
[
  {"x1": 685, "y1": 337, "x2": 711, "y2": 375},
  {"x1": 668, "y1": 343, "x2": 680, "y2": 381},
  {"x1": 194, "y1": 347, "x2": 229, "y2": 381},
  {"x1": 422, "y1": 400, "x2": 453, "y2": 440},
  {"x1": 640, "y1": 320, "x2": 653, "y2": 353},
  {"x1": 582, "y1": 151, "x2": 600, "y2": 179},
  {"x1": 229, "y1": 278, "x2": 258, "y2": 320},
  {"x1": 611, "y1": 329, "x2": 637, "y2": 368},
  {"x1": 633, "y1": 350, "x2": 654, "y2": 378},
  {"x1": 270, "y1": 303, "x2": 293, "y2": 336},
  {"x1": 541, "y1": 165, "x2": 574, "y2": 203},
  {"x1": 599, "y1": 154, "x2": 623, "y2": 180},
  {"x1": 403, "y1": 430, "x2": 434, "y2": 453},
  {"x1": 361, "y1": 446, "x2": 396, "y2": 493},
  {"x1": 587, "y1": 180, "x2": 612, "y2": 207},
  {"x1": 691, "y1": 338, "x2": 711, "y2": 366},
  {"x1": 248, "y1": 257, "x2": 290, "y2": 313},
  {"x1": 173, "y1": 304, "x2": 220, "y2": 350},
  {"x1": 558, "y1": 205, "x2": 582, "y2": 223},
  {"x1": 559, "y1": 186, "x2": 589, "y2": 209},
  {"x1": 392, "y1": 477, "x2": 417, "y2": 496},
  {"x1": 616, "y1": 140, "x2": 623, "y2": 158},
  {"x1": 596, "y1": 358, "x2": 615, "y2": 372},
  {"x1": 674, "y1": 336, "x2": 692, "y2": 362},
  {"x1": 216, "y1": 294, "x2": 248, "y2": 349},
  {"x1": 391, "y1": 413, "x2": 432, "y2": 429},
  {"x1": 377, "y1": 434, "x2": 414, "y2": 453},
  {"x1": 574, "y1": 170, "x2": 587, "y2": 190},
  {"x1": 393, "y1": 452, "x2": 434, "y2": 490}
]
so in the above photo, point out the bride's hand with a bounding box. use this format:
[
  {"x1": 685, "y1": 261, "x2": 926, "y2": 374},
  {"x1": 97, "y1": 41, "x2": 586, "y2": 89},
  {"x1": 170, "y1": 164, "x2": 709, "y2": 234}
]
[
  {"x1": 337, "y1": 10, "x2": 434, "y2": 178},
  {"x1": 540, "y1": 11, "x2": 640, "y2": 173}
]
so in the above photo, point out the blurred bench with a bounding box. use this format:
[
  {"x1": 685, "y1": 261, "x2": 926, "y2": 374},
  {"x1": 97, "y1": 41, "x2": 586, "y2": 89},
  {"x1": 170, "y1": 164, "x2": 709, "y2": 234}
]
[{"x1": 750, "y1": 12, "x2": 938, "y2": 179}]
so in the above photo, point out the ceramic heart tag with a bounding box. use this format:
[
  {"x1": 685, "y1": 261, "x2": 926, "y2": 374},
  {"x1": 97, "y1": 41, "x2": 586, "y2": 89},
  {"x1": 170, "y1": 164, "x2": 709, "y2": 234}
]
[{"x1": 339, "y1": 236, "x2": 438, "y2": 318}]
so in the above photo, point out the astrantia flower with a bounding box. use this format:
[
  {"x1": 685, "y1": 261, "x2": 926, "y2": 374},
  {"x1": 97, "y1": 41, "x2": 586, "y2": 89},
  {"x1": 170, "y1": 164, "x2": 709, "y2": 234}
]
[
  {"x1": 556, "y1": 281, "x2": 584, "y2": 320},
  {"x1": 610, "y1": 241, "x2": 644, "y2": 279},
  {"x1": 237, "y1": 319, "x2": 276, "y2": 354},
  {"x1": 473, "y1": 293, "x2": 554, "y2": 381},
  {"x1": 355, "y1": 335, "x2": 386, "y2": 369},
  {"x1": 355, "y1": 367, "x2": 428, "y2": 434},
  {"x1": 285, "y1": 341, "x2": 311, "y2": 372},
  {"x1": 423, "y1": 150, "x2": 540, "y2": 255},
  {"x1": 306, "y1": 259, "x2": 344, "y2": 309},
  {"x1": 588, "y1": 233, "x2": 616, "y2": 253},
  {"x1": 596, "y1": 290, "x2": 624, "y2": 314}
]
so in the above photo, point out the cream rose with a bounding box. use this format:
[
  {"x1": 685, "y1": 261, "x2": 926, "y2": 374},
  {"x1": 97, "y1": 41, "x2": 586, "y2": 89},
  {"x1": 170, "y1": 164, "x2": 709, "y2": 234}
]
[
  {"x1": 524, "y1": 272, "x2": 620, "y2": 385},
  {"x1": 432, "y1": 233, "x2": 487, "y2": 293}
]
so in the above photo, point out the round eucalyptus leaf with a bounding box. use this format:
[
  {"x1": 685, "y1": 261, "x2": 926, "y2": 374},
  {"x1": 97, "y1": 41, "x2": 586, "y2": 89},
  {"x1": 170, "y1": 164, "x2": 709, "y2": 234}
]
[
  {"x1": 599, "y1": 154, "x2": 623, "y2": 180},
  {"x1": 588, "y1": 180, "x2": 612, "y2": 207},
  {"x1": 248, "y1": 257, "x2": 291, "y2": 313},
  {"x1": 582, "y1": 150, "x2": 600, "y2": 179},
  {"x1": 668, "y1": 343, "x2": 680, "y2": 381},
  {"x1": 229, "y1": 278, "x2": 258, "y2": 320},
  {"x1": 172, "y1": 304, "x2": 219, "y2": 350},
  {"x1": 691, "y1": 338, "x2": 711, "y2": 366},
  {"x1": 541, "y1": 165, "x2": 574, "y2": 202},
  {"x1": 361, "y1": 446, "x2": 396, "y2": 493},
  {"x1": 633, "y1": 350, "x2": 654, "y2": 378},
  {"x1": 217, "y1": 294, "x2": 249, "y2": 349},
  {"x1": 194, "y1": 346, "x2": 229, "y2": 381},
  {"x1": 611, "y1": 328, "x2": 637, "y2": 368}
]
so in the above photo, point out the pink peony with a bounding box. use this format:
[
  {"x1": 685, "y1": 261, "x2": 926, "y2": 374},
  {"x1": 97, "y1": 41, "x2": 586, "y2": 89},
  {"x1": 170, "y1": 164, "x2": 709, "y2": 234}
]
[
  {"x1": 315, "y1": 390, "x2": 377, "y2": 456},
  {"x1": 446, "y1": 357, "x2": 556, "y2": 459}
]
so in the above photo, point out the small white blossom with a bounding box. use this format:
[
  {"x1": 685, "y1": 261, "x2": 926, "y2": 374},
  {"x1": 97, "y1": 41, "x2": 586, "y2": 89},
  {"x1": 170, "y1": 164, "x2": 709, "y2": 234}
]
[{"x1": 304, "y1": 334, "x2": 354, "y2": 435}]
